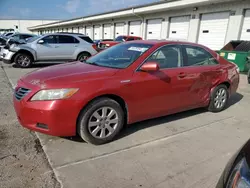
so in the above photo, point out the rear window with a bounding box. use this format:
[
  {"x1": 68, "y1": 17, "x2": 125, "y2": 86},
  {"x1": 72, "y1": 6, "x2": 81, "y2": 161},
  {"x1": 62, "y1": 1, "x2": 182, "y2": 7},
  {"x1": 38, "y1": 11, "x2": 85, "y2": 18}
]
[{"x1": 79, "y1": 36, "x2": 94, "y2": 44}]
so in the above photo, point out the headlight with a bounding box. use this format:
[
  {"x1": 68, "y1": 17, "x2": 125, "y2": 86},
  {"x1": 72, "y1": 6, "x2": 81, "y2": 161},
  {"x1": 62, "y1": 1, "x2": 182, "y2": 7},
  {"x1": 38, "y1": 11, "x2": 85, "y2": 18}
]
[
  {"x1": 31, "y1": 88, "x2": 78, "y2": 101},
  {"x1": 230, "y1": 62, "x2": 240, "y2": 73},
  {"x1": 226, "y1": 158, "x2": 250, "y2": 188}
]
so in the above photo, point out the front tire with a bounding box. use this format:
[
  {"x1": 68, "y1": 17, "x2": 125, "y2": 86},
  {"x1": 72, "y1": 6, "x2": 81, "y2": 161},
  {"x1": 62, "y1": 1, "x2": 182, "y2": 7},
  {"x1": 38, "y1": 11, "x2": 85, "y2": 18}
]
[
  {"x1": 14, "y1": 53, "x2": 33, "y2": 68},
  {"x1": 77, "y1": 98, "x2": 124, "y2": 145},
  {"x1": 208, "y1": 84, "x2": 229, "y2": 113}
]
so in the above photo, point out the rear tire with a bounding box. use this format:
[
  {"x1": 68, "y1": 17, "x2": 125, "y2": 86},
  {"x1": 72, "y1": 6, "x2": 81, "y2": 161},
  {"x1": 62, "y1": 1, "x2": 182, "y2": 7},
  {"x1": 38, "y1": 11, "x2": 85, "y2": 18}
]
[
  {"x1": 208, "y1": 84, "x2": 229, "y2": 113},
  {"x1": 77, "y1": 97, "x2": 124, "y2": 145},
  {"x1": 77, "y1": 52, "x2": 91, "y2": 62},
  {"x1": 14, "y1": 52, "x2": 33, "y2": 68}
]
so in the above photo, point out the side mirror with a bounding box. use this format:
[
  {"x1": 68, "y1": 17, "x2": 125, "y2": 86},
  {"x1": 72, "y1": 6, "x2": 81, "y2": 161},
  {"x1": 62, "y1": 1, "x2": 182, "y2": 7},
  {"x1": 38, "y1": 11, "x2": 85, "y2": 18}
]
[
  {"x1": 38, "y1": 39, "x2": 44, "y2": 44},
  {"x1": 140, "y1": 62, "x2": 160, "y2": 72}
]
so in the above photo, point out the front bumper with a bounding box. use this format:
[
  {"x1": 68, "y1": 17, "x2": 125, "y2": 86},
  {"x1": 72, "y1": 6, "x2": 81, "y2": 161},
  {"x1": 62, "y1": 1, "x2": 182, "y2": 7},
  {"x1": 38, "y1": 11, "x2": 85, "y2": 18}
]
[
  {"x1": 13, "y1": 82, "x2": 82, "y2": 137},
  {"x1": 3, "y1": 50, "x2": 15, "y2": 64}
]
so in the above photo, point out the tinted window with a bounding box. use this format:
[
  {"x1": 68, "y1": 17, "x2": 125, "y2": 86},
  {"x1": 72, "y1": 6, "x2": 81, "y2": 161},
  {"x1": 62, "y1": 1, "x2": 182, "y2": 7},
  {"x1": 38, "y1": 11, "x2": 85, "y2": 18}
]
[
  {"x1": 184, "y1": 46, "x2": 218, "y2": 66},
  {"x1": 79, "y1": 36, "x2": 93, "y2": 43},
  {"x1": 0, "y1": 38, "x2": 6, "y2": 45},
  {"x1": 115, "y1": 36, "x2": 127, "y2": 42},
  {"x1": 146, "y1": 45, "x2": 182, "y2": 69},
  {"x1": 42, "y1": 35, "x2": 57, "y2": 44},
  {"x1": 127, "y1": 38, "x2": 134, "y2": 41},
  {"x1": 20, "y1": 34, "x2": 34, "y2": 40},
  {"x1": 85, "y1": 43, "x2": 153, "y2": 69},
  {"x1": 58, "y1": 35, "x2": 79, "y2": 43},
  {"x1": 5, "y1": 33, "x2": 14, "y2": 36}
]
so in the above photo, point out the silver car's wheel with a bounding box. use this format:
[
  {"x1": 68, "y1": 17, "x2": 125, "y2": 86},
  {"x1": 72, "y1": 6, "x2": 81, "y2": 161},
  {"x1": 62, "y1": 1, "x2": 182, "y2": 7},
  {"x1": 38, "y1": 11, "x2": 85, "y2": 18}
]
[
  {"x1": 77, "y1": 52, "x2": 91, "y2": 62},
  {"x1": 88, "y1": 107, "x2": 119, "y2": 139},
  {"x1": 77, "y1": 97, "x2": 124, "y2": 145},
  {"x1": 14, "y1": 53, "x2": 33, "y2": 68},
  {"x1": 214, "y1": 88, "x2": 227, "y2": 109}
]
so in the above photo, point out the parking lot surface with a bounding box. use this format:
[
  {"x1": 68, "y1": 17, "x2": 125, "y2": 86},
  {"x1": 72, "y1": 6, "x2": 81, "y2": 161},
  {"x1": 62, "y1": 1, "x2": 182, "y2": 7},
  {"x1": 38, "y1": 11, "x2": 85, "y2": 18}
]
[{"x1": 1, "y1": 61, "x2": 250, "y2": 188}]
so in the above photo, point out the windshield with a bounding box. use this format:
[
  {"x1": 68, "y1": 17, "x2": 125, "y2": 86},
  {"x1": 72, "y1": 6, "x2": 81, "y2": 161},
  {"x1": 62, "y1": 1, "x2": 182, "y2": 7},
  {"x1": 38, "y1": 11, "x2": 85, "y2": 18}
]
[
  {"x1": 115, "y1": 36, "x2": 127, "y2": 42},
  {"x1": 85, "y1": 43, "x2": 153, "y2": 69},
  {"x1": 26, "y1": 35, "x2": 41, "y2": 43}
]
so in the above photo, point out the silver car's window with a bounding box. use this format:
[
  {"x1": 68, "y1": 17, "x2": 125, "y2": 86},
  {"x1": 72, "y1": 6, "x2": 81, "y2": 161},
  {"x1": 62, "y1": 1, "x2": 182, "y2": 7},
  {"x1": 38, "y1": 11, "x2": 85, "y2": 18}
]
[
  {"x1": 42, "y1": 35, "x2": 57, "y2": 44},
  {"x1": 58, "y1": 35, "x2": 79, "y2": 44}
]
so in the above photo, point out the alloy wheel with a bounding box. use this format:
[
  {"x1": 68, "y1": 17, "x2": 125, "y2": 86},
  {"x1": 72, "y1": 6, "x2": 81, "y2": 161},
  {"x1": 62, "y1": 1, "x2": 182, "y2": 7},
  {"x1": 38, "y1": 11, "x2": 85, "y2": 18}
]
[
  {"x1": 78, "y1": 55, "x2": 89, "y2": 62},
  {"x1": 17, "y1": 55, "x2": 30, "y2": 67},
  {"x1": 214, "y1": 88, "x2": 227, "y2": 109},
  {"x1": 88, "y1": 107, "x2": 119, "y2": 139}
]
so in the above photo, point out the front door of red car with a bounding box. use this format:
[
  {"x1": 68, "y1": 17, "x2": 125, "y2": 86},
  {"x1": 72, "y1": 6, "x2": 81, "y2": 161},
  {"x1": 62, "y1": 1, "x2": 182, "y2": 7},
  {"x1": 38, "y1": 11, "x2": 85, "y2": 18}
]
[
  {"x1": 129, "y1": 45, "x2": 193, "y2": 121},
  {"x1": 179, "y1": 45, "x2": 223, "y2": 106}
]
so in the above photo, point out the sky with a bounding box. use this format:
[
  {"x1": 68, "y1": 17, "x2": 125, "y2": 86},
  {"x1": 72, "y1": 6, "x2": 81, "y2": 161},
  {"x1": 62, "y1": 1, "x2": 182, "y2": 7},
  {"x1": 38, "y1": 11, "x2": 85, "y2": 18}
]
[{"x1": 0, "y1": 0, "x2": 159, "y2": 20}]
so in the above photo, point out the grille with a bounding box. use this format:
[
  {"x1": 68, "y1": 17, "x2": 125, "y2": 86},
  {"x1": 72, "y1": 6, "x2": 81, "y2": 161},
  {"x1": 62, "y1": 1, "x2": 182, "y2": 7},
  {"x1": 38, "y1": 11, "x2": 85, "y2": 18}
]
[{"x1": 15, "y1": 87, "x2": 31, "y2": 101}]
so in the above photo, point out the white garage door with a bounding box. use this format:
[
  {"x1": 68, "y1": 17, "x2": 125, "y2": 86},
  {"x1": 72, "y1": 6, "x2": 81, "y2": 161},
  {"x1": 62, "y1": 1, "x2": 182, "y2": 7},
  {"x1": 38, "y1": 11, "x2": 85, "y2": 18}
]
[
  {"x1": 79, "y1": 27, "x2": 83, "y2": 34},
  {"x1": 94, "y1": 25, "x2": 101, "y2": 40},
  {"x1": 129, "y1": 21, "x2": 141, "y2": 37},
  {"x1": 86, "y1": 26, "x2": 91, "y2": 37},
  {"x1": 169, "y1": 16, "x2": 190, "y2": 40},
  {"x1": 240, "y1": 10, "x2": 250, "y2": 40},
  {"x1": 146, "y1": 19, "x2": 162, "y2": 39},
  {"x1": 198, "y1": 12, "x2": 230, "y2": 50},
  {"x1": 73, "y1": 27, "x2": 78, "y2": 33},
  {"x1": 115, "y1": 23, "x2": 125, "y2": 38},
  {"x1": 104, "y1": 24, "x2": 112, "y2": 39}
]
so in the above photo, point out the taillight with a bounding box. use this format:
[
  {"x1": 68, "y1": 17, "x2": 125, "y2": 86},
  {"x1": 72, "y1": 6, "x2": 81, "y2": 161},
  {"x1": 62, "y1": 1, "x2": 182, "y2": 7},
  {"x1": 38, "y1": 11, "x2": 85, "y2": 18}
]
[{"x1": 92, "y1": 44, "x2": 98, "y2": 50}]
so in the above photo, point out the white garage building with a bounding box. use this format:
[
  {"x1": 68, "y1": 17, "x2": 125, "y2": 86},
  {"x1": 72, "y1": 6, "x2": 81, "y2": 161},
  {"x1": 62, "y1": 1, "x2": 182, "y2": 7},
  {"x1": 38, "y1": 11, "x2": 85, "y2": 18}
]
[{"x1": 29, "y1": 0, "x2": 250, "y2": 50}]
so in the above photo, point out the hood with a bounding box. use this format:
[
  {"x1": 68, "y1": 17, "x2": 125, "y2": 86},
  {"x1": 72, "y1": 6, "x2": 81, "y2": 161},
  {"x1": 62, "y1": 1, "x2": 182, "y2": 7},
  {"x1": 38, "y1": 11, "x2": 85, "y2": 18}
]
[{"x1": 20, "y1": 61, "x2": 119, "y2": 87}]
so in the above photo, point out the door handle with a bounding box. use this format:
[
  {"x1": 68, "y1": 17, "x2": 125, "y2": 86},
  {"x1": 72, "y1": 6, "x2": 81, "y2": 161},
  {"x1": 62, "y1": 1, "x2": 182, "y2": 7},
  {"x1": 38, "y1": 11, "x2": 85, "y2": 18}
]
[
  {"x1": 178, "y1": 72, "x2": 187, "y2": 78},
  {"x1": 74, "y1": 45, "x2": 78, "y2": 47},
  {"x1": 54, "y1": 46, "x2": 59, "y2": 48}
]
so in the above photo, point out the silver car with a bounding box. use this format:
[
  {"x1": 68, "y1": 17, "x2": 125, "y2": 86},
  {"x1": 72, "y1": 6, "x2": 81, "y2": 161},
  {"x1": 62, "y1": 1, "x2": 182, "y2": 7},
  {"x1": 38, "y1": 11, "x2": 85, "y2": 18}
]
[{"x1": 3, "y1": 33, "x2": 97, "y2": 68}]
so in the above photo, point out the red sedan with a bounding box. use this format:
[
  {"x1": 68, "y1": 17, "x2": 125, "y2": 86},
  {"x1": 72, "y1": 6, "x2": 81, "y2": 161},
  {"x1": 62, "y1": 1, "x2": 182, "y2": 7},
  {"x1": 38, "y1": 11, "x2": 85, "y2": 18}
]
[{"x1": 13, "y1": 40, "x2": 239, "y2": 145}]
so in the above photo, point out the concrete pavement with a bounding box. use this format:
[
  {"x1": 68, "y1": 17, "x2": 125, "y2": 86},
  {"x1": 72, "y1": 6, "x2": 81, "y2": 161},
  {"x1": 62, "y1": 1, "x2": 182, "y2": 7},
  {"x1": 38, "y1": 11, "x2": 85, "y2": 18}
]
[{"x1": 1, "y1": 61, "x2": 250, "y2": 188}]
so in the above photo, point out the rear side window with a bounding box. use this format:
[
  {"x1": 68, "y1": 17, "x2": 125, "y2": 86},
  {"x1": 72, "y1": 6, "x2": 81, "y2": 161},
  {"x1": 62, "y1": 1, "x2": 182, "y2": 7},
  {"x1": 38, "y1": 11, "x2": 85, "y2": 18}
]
[
  {"x1": 42, "y1": 35, "x2": 57, "y2": 44},
  {"x1": 183, "y1": 46, "x2": 218, "y2": 67},
  {"x1": 5, "y1": 33, "x2": 13, "y2": 36},
  {"x1": 127, "y1": 37, "x2": 135, "y2": 41},
  {"x1": 79, "y1": 36, "x2": 93, "y2": 44},
  {"x1": 58, "y1": 35, "x2": 79, "y2": 43}
]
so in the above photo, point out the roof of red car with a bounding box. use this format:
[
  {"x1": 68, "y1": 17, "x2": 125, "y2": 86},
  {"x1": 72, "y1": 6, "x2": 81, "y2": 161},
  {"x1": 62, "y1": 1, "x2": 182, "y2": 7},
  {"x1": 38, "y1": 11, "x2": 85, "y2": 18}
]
[{"x1": 127, "y1": 39, "x2": 207, "y2": 48}]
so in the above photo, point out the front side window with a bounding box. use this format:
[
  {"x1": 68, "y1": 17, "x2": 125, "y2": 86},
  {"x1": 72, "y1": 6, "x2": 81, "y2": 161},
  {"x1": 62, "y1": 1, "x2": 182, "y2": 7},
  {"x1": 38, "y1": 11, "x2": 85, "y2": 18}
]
[
  {"x1": 145, "y1": 45, "x2": 182, "y2": 69},
  {"x1": 85, "y1": 43, "x2": 153, "y2": 69},
  {"x1": 42, "y1": 35, "x2": 57, "y2": 44},
  {"x1": 58, "y1": 35, "x2": 79, "y2": 43},
  {"x1": 184, "y1": 46, "x2": 218, "y2": 66}
]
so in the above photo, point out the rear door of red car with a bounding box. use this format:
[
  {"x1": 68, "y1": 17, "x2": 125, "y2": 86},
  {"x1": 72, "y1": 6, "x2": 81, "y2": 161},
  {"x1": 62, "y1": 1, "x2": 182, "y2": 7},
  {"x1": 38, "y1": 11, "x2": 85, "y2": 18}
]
[
  {"x1": 179, "y1": 45, "x2": 223, "y2": 106},
  {"x1": 129, "y1": 44, "x2": 193, "y2": 121}
]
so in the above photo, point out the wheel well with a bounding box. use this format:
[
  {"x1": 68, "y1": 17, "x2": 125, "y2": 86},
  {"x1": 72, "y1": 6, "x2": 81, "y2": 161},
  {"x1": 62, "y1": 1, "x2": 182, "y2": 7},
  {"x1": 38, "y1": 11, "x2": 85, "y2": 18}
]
[
  {"x1": 12, "y1": 50, "x2": 34, "y2": 63},
  {"x1": 77, "y1": 94, "x2": 128, "y2": 127},
  {"x1": 220, "y1": 81, "x2": 231, "y2": 89},
  {"x1": 77, "y1": 51, "x2": 91, "y2": 58}
]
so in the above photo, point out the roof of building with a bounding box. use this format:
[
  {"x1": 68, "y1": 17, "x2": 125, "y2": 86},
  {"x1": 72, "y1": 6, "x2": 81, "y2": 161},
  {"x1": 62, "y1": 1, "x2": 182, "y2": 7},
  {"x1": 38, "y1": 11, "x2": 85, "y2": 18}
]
[{"x1": 28, "y1": 0, "x2": 230, "y2": 30}]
